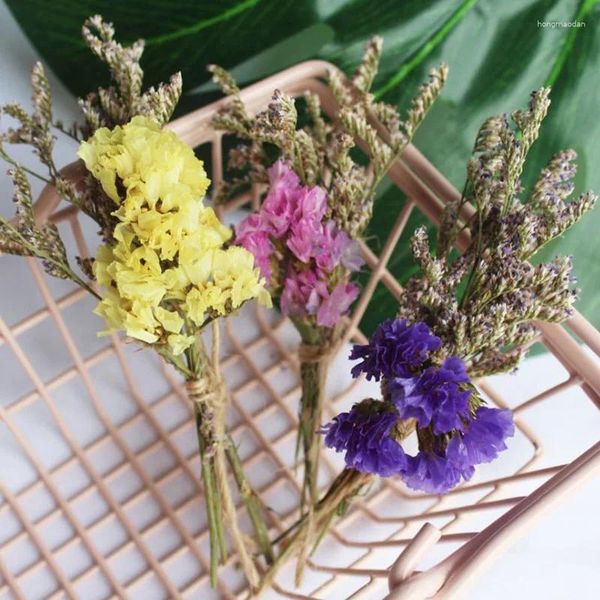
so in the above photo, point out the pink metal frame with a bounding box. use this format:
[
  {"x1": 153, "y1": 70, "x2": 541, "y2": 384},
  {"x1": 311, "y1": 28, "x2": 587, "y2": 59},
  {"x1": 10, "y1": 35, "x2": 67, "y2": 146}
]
[{"x1": 0, "y1": 61, "x2": 598, "y2": 599}]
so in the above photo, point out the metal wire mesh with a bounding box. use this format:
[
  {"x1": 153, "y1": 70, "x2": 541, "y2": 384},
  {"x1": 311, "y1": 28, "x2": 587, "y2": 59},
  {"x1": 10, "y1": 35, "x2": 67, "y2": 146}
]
[{"x1": 0, "y1": 61, "x2": 599, "y2": 600}]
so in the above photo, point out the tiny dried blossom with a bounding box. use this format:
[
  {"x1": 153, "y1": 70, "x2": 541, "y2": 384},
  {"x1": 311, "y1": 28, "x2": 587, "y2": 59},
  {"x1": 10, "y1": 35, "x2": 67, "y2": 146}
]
[
  {"x1": 402, "y1": 405, "x2": 514, "y2": 494},
  {"x1": 350, "y1": 318, "x2": 441, "y2": 381},
  {"x1": 281, "y1": 271, "x2": 359, "y2": 328},
  {"x1": 236, "y1": 160, "x2": 364, "y2": 327},
  {"x1": 321, "y1": 402, "x2": 406, "y2": 477},
  {"x1": 402, "y1": 450, "x2": 468, "y2": 495},
  {"x1": 388, "y1": 356, "x2": 471, "y2": 434}
]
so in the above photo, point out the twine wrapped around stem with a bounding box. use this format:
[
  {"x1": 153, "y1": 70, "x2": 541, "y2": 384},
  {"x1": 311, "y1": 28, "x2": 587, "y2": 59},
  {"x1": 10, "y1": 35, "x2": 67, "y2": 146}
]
[
  {"x1": 297, "y1": 337, "x2": 343, "y2": 363},
  {"x1": 295, "y1": 329, "x2": 345, "y2": 584},
  {"x1": 186, "y1": 322, "x2": 263, "y2": 591}
]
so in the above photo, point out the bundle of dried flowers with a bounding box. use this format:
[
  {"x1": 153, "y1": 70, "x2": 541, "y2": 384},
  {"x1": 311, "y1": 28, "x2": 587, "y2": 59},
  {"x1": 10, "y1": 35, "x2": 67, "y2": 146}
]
[
  {"x1": 256, "y1": 87, "x2": 596, "y2": 590},
  {"x1": 0, "y1": 16, "x2": 273, "y2": 589},
  {"x1": 210, "y1": 38, "x2": 448, "y2": 510}
]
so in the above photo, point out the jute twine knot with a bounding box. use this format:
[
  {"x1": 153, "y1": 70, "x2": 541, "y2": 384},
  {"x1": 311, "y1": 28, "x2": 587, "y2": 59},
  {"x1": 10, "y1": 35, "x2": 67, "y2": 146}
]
[
  {"x1": 185, "y1": 376, "x2": 226, "y2": 408},
  {"x1": 298, "y1": 338, "x2": 343, "y2": 363},
  {"x1": 185, "y1": 378, "x2": 209, "y2": 399},
  {"x1": 185, "y1": 376, "x2": 228, "y2": 456}
]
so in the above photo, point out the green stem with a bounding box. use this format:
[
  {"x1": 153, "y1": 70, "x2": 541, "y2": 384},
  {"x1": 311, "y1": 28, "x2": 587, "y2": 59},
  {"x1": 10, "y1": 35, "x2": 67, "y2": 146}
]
[
  {"x1": 0, "y1": 148, "x2": 52, "y2": 184},
  {"x1": 226, "y1": 434, "x2": 274, "y2": 564},
  {"x1": 157, "y1": 348, "x2": 194, "y2": 378},
  {"x1": 258, "y1": 469, "x2": 371, "y2": 594},
  {"x1": 70, "y1": 271, "x2": 102, "y2": 300},
  {"x1": 195, "y1": 403, "x2": 227, "y2": 585},
  {"x1": 187, "y1": 340, "x2": 270, "y2": 583},
  {"x1": 270, "y1": 512, "x2": 308, "y2": 546},
  {"x1": 298, "y1": 357, "x2": 328, "y2": 508},
  {"x1": 52, "y1": 121, "x2": 81, "y2": 143}
]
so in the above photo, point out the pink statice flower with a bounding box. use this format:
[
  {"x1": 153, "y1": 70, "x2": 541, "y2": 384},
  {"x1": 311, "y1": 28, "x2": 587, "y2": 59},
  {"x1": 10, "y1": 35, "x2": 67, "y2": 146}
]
[
  {"x1": 296, "y1": 185, "x2": 327, "y2": 223},
  {"x1": 287, "y1": 218, "x2": 322, "y2": 262},
  {"x1": 282, "y1": 269, "x2": 359, "y2": 327},
  {"x1": 316, "y1": 281, "x2": 359, "y2": 327},
  {"x1": 235, "y1": 160, "x2": 363, "y2": 328},
  {"x1": 236, "y1": 214, "x2": 274, "y2": 284},
  {"x1": 261, "y1": 165, "x2": 299, "y2": 237},
  {"x1": 314, "y1": 222, "x2": 364, "y2": 273},
  {"x1": 280, "y1": 269, "x2": 317, "y2": 319}
]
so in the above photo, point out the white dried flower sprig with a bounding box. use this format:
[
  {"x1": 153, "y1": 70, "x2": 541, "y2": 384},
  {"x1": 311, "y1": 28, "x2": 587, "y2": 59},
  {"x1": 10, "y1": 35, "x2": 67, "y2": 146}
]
[
  {"x1": 400, "y1": 90, "x2": 596, "y2": 377},
  {"x1": 79, "y1": 15, "x2": 182, "y2": 136},
  {"x1": 0, "y1": 164, "x2": 98, "y2": 297},
  {"x1": 209, "y1": 36, "x2": 447, "y2": 238},
  {"x1": 0, "y1": 16, "x2": 184, "y2": 247}
]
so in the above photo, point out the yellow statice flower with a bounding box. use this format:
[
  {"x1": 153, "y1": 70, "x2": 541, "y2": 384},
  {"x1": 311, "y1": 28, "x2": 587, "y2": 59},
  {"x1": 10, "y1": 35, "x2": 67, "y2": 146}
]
[{"x1": 81, "y1": 117, "x2": 271, "y2": 356}]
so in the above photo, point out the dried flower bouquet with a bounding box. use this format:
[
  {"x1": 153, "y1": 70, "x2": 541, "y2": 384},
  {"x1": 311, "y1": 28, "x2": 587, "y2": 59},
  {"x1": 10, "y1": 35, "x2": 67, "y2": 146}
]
[
  {"x1": 0, "y1": 14, "x2": 597, "y2": 597},
  {"x1": 0, "y1": 16, "x2": 273, "y2": 590},
  {"x1": 253, "y1": 87, "x2": 596, "y2": 590},
  {"x1": 210, "y1": 38, "x2": 448, "y2": 512}
]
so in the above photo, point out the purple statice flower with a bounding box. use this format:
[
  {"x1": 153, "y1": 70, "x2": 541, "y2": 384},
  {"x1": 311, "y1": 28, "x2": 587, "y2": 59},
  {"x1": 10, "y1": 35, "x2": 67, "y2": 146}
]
[
  {"x1": 388, "y1": 356, "x2": 471, "y2": 435},
  {"x1": 321, "y1": 402, "x2": 407, "y2": 476},
  {"x1": 446, "y1": 406, "x2": 515, "y2": 468},
  {"x1": 403, "y1": 406, "x2": 514, "y2": 494},
  {"x1": 350, "y1": 319, "x2": 441, "y2": 381},
  {"x1": 402, "y1": 450, "x2": 469, "y2": 494}
]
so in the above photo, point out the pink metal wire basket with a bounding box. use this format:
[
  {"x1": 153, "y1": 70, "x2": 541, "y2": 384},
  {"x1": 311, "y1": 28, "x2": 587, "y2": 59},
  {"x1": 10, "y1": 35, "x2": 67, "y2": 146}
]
[{"x1": 1, "y1": 61, "x2": 599, "y2": 600}]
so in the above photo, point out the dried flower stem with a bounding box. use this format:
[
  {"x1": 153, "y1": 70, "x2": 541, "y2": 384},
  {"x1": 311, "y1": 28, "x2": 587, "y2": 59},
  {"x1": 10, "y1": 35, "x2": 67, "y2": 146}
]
[
  {"x1": 257, "y1": 468, "x2": 372, "y2": 594},
  {"x1": 225, "y1": 433, "x2": 274, "y2": 564},
  {"x1": 294, "y1": 321, "x2": 342, "y2": 512},
  {"x1": 298, "y1": 357, "x2": 328, "y2": 506},
  {"x1": 192, "y1": 400, "x2": 226, "y2": 585},
  {"x1": 184, "y1": 325, "x2": 273, "y2": 590}
]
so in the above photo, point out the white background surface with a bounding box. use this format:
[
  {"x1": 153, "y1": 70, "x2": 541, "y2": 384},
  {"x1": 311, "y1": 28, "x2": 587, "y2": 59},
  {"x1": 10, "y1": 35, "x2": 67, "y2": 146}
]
[{"x1": 0, "y1": 3, "x2": 599, "y2": 598}]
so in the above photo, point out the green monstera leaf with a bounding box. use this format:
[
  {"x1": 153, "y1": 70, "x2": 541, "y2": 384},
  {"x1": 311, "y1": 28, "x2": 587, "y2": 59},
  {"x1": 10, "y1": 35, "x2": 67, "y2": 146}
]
[{"x1": 5, "y1": 0, "x2": 599, "y2": 333}]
